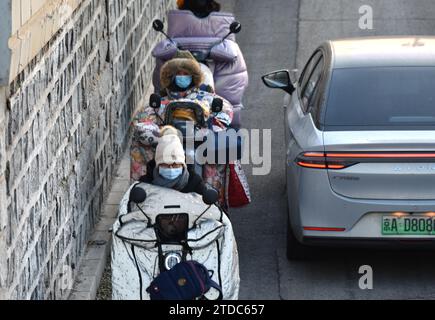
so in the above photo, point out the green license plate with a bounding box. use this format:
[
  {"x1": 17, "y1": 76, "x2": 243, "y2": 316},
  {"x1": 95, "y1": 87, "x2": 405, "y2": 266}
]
[{"x1": 382, "y1": 216, "x2": 435, "y2": 235}]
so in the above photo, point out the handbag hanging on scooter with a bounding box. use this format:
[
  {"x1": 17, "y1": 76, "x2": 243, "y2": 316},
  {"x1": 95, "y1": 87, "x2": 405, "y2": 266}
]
[{"x1": 146, "y1": 261, "x2": 223, "y2": 300}]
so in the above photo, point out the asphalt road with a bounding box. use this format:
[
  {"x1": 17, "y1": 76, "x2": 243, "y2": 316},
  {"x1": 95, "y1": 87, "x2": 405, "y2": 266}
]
[{"x1": 229, "y1": 0, "x2": 435, "y2": 300}]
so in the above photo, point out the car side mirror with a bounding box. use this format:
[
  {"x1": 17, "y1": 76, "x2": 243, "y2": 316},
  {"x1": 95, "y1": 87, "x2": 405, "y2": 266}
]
[
  {"x1": 262, "y1": 70, "x2": 296, "y2": 95},
  {"x1": 211, "y1": 98, "x2": 223, "y2": 113},
  {"x1": 149, "y1": 93, "x2": 161, "y2": 109}
]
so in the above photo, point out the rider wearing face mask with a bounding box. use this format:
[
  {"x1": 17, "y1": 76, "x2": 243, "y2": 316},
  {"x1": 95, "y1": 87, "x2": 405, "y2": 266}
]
[
  {"x1": 160, "y1": 56, "x2": 234, "y2": 128},
  {"x1": 140, "y1": 126, "x2": 217, "y2": 199},
  {"x1": 160, "y1": 55, "x2": 203, "y2": 98}
]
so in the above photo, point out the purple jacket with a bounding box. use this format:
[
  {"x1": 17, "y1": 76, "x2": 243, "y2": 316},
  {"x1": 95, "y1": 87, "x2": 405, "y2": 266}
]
[{"x1": 152, "y1": 10, "x2": 249, "y2": 110}]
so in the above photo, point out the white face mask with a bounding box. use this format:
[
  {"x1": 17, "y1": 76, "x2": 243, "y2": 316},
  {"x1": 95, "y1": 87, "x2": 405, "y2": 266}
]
[{"x1": 159, "y1": 167, "x2": 183, "y2": 180}]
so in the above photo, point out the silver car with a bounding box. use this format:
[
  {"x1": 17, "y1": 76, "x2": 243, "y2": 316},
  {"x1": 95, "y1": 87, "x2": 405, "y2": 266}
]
[{"x1": 262, "y1": 37, "x2": 435, "y2": 260}]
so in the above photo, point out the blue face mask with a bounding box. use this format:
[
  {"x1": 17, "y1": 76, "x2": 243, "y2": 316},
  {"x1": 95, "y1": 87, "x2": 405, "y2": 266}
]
[
  {"x1": 159, "y1": 167, "x2": 183, "y2": 180},
  {"x1": 175, "y1": 75, "x2": 193, "y2": 89}
]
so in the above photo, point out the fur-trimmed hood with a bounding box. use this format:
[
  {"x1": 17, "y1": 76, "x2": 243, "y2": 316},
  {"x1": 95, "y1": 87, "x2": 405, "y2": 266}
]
[{"x1": 160, "y1": 58, "x2": 204, "y2": 90}]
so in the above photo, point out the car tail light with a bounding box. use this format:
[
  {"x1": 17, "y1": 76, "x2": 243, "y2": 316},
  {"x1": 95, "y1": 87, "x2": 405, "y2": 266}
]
[
  {"x1": 296, "y1": 151, "x2": 435, "y2": 170},
  {"x1": 296, "y1": 152, "x2": 356, "y2": 170}
]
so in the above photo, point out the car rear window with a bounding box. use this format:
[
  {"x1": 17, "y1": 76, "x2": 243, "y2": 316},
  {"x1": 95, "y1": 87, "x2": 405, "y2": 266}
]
[{"x1": 324, "y1": 67, "x2": 435, "y2": 130}]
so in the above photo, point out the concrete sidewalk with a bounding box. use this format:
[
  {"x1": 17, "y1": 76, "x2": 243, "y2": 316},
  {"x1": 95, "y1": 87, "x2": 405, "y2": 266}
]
[{"x1": 68, "y1": 150, "x2": 130, "y2": 300}]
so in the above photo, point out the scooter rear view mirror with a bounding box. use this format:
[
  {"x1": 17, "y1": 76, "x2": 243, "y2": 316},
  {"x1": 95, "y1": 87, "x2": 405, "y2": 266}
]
[
  {"x1": 149, "y1": 93, "x2": 162, "y2": 109},
  {"x1": 211, "y1": 98, "x2": 223, "y2": 113},
  {"x1": 202, "y1": 188, "x2": 219, "y2": 205},
  {"x1": 128, "y1": 186, "x2": 152, "y2": 225},
  {"x1": 230, "y1": 21, "x2": 242, "y2": 35},
  {"x1": 152, "y1": 19, "x2": 175, "y2": 44},
  {"x1": 222, "y1": 21, "x2": 242, "y2": 42},
  {"x1": 152, "y1": 19, "x2": 164, "y2": 32},
  {"x1": 130, "y1": 187, "x2": 147, "y2": 204}
]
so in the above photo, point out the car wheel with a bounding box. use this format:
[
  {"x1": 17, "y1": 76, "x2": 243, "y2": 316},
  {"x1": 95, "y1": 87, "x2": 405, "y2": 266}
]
[{"x1": 286, "y1": 216, "x2": 314, "y2": 261}]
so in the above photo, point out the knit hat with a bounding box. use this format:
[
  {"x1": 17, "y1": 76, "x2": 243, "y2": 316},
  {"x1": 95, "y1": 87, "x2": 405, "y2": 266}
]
[{"x1": 155, "y1": 126, "x2": 186, "y2": 167}]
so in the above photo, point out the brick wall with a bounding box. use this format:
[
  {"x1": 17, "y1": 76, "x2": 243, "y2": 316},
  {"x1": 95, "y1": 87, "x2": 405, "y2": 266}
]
[
  {"x1": 0, "y1": 0, "x2": 175, "y2": 300},
  {"x1": 0, "y1": 87, "x2": 7, "y2": 300},
  {"x1": 8, "y1": 0, "x2": 83, "y2": 82}
]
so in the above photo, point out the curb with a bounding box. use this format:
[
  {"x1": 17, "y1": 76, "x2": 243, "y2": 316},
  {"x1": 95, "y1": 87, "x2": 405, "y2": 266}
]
[{"x1": 68, "y1": 152, "x2": 130, "y2": 300}]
